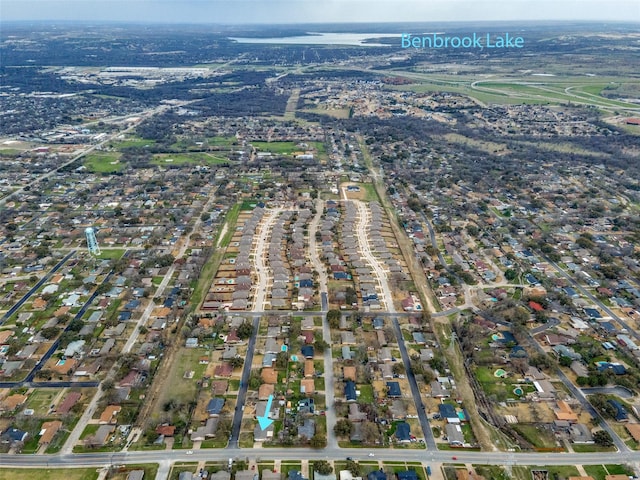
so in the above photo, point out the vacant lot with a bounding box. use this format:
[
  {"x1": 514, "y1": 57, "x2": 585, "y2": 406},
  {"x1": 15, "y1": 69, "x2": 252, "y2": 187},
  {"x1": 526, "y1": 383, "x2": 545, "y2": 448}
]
[
  {"x1": 84, "y1": 153, "x2": 122, "y2": 173},
  {"x1": 26, "y1": 389, "x2": 62, "y2": 416},
  {"x1": 0, "y1": 469, "x2": 99, "y2": 480},
  {"x1": 152, "y1": 347, "x2": 208, "y2": 417},
  {"x1": 152, "y1": 153, "x2": 229, "y2": 166}
]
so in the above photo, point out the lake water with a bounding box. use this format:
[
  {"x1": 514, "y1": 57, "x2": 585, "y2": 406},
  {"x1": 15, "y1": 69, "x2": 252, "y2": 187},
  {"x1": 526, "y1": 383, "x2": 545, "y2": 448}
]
[{"x1": 229, "y1": 32, "x2": 400, "y2": 46}]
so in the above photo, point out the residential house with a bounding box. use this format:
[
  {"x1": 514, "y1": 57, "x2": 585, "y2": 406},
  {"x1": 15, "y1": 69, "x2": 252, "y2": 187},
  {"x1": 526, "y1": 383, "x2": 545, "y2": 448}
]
[
  {"x1": 206, "y1": 398, "x2": 225, "y2": 417},
  {"x1": 38, "y1": 420, "x2": 62, "y2": 446},
  {"x1": 395, "y1": 422, "x2": 411, "y2": 442},
  {"x1": 345, "y1": 381, "x2": 357, "y2": 402},
  {"x1": 446, "y1": 424, "x2": 464, "y2": 446},
  {"x1": 99, "y1": 405, "x2": 121, "y2": 424}
]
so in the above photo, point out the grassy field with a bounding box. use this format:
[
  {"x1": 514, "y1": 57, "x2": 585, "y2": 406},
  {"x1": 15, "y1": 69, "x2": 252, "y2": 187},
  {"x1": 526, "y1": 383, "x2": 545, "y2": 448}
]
[
  {"x1": 512, "y1": 424, "x2": 558, "y2": 449},
  {"x1": 25, "y1": 389, "x2": 61, "y2": 416},
  {"x1": 0, "y1": 469, "x2": 99, "y2": 480},
  {"x1": 84, "y1": 153, "x2": 123, "y2": 173},
  {"x1": 251, "y1": 141, "x2": 301, "y2": 155},
  {"x1": 384, "y1": 72, "x2": 640, "y2": 111},
  {"x1": 152, "y1": 153, "x2": 229, "y2": 166},
  {"x1": 96, "y1": 248, "x2": 126, "y2": 260},
  {"x1": 300, "y1": 107, "x2": 351, "y2": 119},
  {"x1": 109, "y1": 464, "x2": 159, "y2": 480},
  {"x1": 153, "y1": 348, "x2": 207, "y2": 415},
  {"x1": 207, "y1": 136, "x2": 237, "y2": 147},
  {"x1": 114, "y1": 136, "x2": 156, "y2": 148}
]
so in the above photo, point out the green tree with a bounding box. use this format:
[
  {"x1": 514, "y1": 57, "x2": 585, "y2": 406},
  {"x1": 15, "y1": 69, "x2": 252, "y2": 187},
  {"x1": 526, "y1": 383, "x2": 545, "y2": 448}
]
[
  {"x1": 310, "y1": 434, "x2": 327, "y2": 448},
  {"x1": 345, "y1": 460, "x2": 362, "y2": 476},
  {"x1": 313, "y1": 461, "x2": 333, "y2": 475},
  {"x1": 229, "y1": 356, "x2": 244, "y2": 369},
  {"x1": 327, "y1": 310, "x2": 341, "y2": 329},
  {"x1": 236, "y1": 321, "x2": 254, "y2": 339},
  {"x1": 504, "y1": 269, "x2": 518, "y2": 281},
  {"x1": 334, "y1": 418, "x2": 353, "y2": 437},
  {"x1": 593, "y1": 430, "x2": 613, "y2": 447},
  {"x1": 95, "y1": 282, "x2": 113, "y2": 295}
]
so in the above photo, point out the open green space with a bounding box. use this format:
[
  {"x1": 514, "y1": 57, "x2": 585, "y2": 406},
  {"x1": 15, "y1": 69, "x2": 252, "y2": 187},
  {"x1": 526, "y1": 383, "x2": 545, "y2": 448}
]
[
  {"x1": 96, "y1": 248, "x2": 126, "y2": 260},
  {"x1": 114, "y1": 136, "x2": 156, "y2": 148},
  {"x1": 251, "y1": 141, "x2": 304, "y2": 155},
  {"x1": 152, "y1": 153, "x2": 229, "y2": 166},
  {"x1": 110, "y1": 465, "x2": 159, "y2": 480},
  {"x1": 0, "y1": 469, "x2": 99, "y2": 480},
  {"x1": 0, "y1": 148, "x2": 23, "y2": 156},
  {"x1": 154, "y1": 348, "x2": 209, "y2": 410},
  {"x1": 512, "y1": 424, "x2": 558, "y2": 449},
  {"x1": 25, "y1": 389, "x2": 60, "y2": 415},
  {"x1": 207, "y1": 136, "x2": 237, "y2": 147},
  {"x1": 84, "y1": 153, "x2": 123, "y2": 173},
  {"x1": 383, "y1": 71, "x2": 640, "y2": 111},
  {"x1": 359, "y1": 384, "x2": 374, "y2": 403}
]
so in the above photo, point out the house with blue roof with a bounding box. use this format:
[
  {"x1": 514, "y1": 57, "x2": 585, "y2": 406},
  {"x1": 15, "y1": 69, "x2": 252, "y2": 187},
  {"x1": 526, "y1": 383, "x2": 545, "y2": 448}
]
[
  {"x1": 206, "y1": 398, "x2": 225, "y2": 416},
  {"x1": 599, "y1": 321, "x2": 618, "y2": 334},
  {"x1": 553, "y1": 345, "x2": 582, "y2": 361},
  {"x1": 372, "y1": 317, "x2": 384, "y2": 330},
  {"x1": 345, "y1": 381, "x2": 357, "y2": 402},
  {"x1": 288, "y1": 471, "x2": 307, "y2": 480},
  {"x1": 607, "y1": 399, "x2": 628, "y2": 422},
  {"x1": 163, "y1": 297, "x2": 175, "y2": 309},
  {"x1": 597, "y1": 362, "x2": 626, "y2": 375},
  {"x1": 439, "y1": 403, "x2": 459, "y2": 423},
  {"x1": 1, "y1": 428, "x2": 28, "y2": 444},
  {"x1": 367, "y1": 471, "x2": 388, "y2": 480},
  {"x1": 387, "y1": 381, "x2": 401, "y2": 398},
  {"x1": 124, "y1": 300, "x2": 141, "y2": 310},
  {"x1": 510, "y1": 346, "x2": 528, "y2": 359},
  {"x1": 583, "y1": 308, "x2": 602, "y2": 319},
  {"x1": 563, "y1": 287, "x2": 579, "y2": 298},
  {"x1": 496, "y1": 331, "x2": 517, "y2": 345},
  {"x1": 396, "y1": 471, "x2": 418, "y2": 480},
  {"x1": 301, "y1": 345, "x2": 314, "y2": 359},
  {"x1": 395, "y1": 422, "x2": 411, "y2": 442}
]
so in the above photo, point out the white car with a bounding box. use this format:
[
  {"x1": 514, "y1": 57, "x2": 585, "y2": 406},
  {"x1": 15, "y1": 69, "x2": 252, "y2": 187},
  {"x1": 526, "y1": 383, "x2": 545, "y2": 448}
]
[
  {"x1": 368, "y1": 453, "x2": 375, "y2": 457},
  {"x1": 186, "y1": 450, "x2": 193, "y2": 455}
]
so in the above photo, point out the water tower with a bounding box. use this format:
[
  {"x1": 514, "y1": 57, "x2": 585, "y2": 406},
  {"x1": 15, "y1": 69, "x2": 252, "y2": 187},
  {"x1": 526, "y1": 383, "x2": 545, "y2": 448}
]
[{"x1": 85, "y1": 227, "x2": 101, "y2": 256}]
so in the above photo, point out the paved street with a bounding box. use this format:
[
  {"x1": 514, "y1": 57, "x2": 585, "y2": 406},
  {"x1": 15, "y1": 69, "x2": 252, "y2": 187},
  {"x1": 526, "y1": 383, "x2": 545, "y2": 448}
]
[
  {"x1": 252, "y1": 207, "x2": 282, "y2": 310},
  {"x1": 353, "y1": 200, "x2": 395, "y2": 312},
  {"x1": 3, "y1": 446, "x2": 640, "y2": 469}
]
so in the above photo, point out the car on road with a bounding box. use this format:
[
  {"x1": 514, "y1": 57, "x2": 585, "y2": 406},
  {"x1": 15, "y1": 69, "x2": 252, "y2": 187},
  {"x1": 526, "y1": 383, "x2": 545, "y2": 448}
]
[
  {"x1": 451, "y1": 456, "x2": 457, "y2": 460},
  {"x1": 186, "y1": 450, "x2": 193, "y2": 455},
  {"x1": 346, "y1": 457, "x2": 353, "y2": 461},
  {"x1": 368, "y1": 453, "x2": 375, "y2": 457}
]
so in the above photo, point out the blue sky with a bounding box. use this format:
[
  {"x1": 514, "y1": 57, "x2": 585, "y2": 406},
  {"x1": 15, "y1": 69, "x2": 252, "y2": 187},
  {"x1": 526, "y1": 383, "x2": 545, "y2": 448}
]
[{"x1": 2, "y1": 0, "x2": 639, "y2": 23}]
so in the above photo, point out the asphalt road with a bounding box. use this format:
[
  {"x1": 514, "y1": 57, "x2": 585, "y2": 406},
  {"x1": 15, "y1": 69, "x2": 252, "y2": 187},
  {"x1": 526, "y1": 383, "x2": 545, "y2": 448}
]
[
  {"x1": 392, "y1": 318, "x2": 437, "y2": 450},
  {"x1": 0, "y1": 250, "x2": 76, "y2": 325},
  {"x1": 3, "y1": 447, "x2": 640, "y2": 469},
  {"x1": 545, "y1": 256, "x2": 640, "y2": 344},
  {"x1": 228, "y1": 314, "x2": 261, "y2": 447}
]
